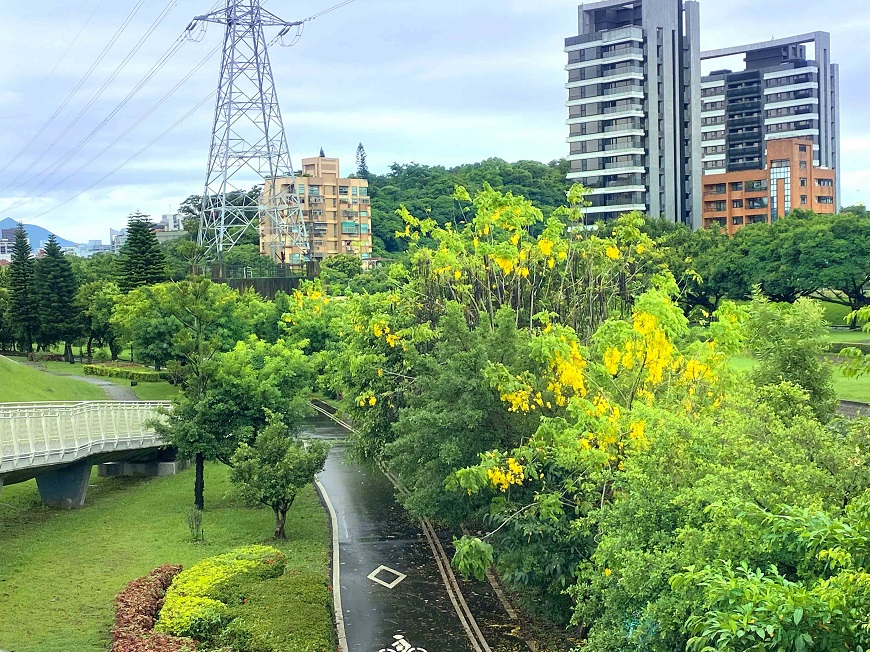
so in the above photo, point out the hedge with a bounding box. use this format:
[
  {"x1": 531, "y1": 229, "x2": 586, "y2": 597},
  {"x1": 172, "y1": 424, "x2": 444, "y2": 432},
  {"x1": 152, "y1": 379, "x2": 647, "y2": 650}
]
[
  {"x1": 83, "y1": 364, "x2": 170, "y2": 383},
  {"x1": 832, "y1": 342, "x2": 870, "y2": 355},
  {"x1": 112, "y1": 565, "x2": 197, "y2": 652},
  {"x1": 155, "y1": 546, "x2": 286, "y2": 641}
]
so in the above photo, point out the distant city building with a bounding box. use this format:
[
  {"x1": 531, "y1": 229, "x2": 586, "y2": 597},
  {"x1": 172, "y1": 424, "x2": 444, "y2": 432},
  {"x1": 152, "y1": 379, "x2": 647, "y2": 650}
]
[
  {"x1": 71, "y1": 240, "x2": 114, "y2": 258},
  {"x1": 700, "y1": 32, "x2": 840, "y2": 202},
  {"x1": 260, "y1": 155, "x2": 373, "y2": 266},
  {"x1": 0, "y1": 238, "x2": 12, "y2": 264},
  {"x1": 701, "y1": 136, "x2": 835, "y2": 234},
  {"x1": 565, "y1": 0, "x2": 703, "y2": 227},
  {"x1": 158, "y1": 213, "x2": 186, "y2": 232},
  {"x1": 110, "y1": 228, "x2": 128, "y2": 254}
]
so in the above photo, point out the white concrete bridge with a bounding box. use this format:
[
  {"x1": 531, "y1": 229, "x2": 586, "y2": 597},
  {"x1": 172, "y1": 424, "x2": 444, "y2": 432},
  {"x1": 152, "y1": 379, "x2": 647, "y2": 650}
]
[{"x1": 0, "y1": 401, "x2": 171, "y2": 507}]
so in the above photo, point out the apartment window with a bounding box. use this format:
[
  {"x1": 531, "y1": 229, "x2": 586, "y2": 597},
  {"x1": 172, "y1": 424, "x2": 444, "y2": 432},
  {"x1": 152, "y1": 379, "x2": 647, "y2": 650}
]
[
  {"x1": 745, "y1": 179, "x2": 768, "y2": 191},
  {"x1": 748, "y1": 197, "x2": 769, "y2": 210},
  {"x1": 748, "y1": 215, "x2": 767, "y2": 224},
  {"x1": 799, "y1": 161, "x2": 808, "y2": 170},
  {"x1": 800, "y1": 178, "x2": 807, "y2": 187},
  {"x1": 730, "y1": 182, "x2": 743, "y2": 192},
  {"x1": 309, "y1": 185, "x2": 320, "y2": 196},
  {"x1": 732, "y1": 199, "x2": 744, "y2": 209},
  {"x1": 732, "y1": 216, "x2": 744, "y2": 225},
  {"x1": 705, "y1": 184, "x2": 726, "y2": 195},
  {"x1": 338, "y1": 185, "x2": 349, "y2": 195},
  {"x1": 360, "y1": 223, "x2": 370, "y2": 234},
  {"x1": 352, "y1": 186, "x2": 358, "y2": 196},
  {"x1": 360, "y1": 211, "x2": 369, "y2": 217},
  {"x1": 816, "y1": 179, "x2": 834, "y2": 187},
  {"x1": 297, "y1": 185, "x2": 305, "y2": 194},
  {"x1": 800, "y1": 195, "x2": 808, "y2": 205},
  {"x1": 771, "y1": 159, "x2": 789, "y2": 169},
  {"x1": 799, "y1": 144, "x2": 808, "y2": 152},
  {"x1": 359, "y1": 187, "x2": 368, "y2": 197},
  {"x1": 818, "y1": 196, "x2": 834, "y2": 204}
]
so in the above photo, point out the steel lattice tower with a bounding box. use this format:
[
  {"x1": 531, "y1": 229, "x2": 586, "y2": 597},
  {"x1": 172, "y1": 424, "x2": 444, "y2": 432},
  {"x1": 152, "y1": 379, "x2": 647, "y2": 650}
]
[{"x1": 194, "y1": 0, "x2": 308, "y2": 262}]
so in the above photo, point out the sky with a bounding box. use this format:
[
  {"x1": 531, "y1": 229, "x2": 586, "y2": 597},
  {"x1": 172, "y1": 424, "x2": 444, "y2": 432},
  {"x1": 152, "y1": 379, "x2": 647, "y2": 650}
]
[{"x1": 0, "y1": 0, "x2": 867, "y2": 244}]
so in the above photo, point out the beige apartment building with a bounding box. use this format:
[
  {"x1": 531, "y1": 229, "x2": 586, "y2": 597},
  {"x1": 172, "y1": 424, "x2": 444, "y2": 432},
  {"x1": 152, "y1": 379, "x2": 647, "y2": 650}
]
[{"x1": 260, "y1": 155, "x2": 373, "y2": 267}]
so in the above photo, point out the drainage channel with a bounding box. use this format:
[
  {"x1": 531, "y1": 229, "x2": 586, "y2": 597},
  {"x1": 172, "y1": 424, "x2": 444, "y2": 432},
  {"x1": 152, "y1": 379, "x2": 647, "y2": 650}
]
[{"x1": 306, "y1": 403, "x2": 500, "y2": 652}]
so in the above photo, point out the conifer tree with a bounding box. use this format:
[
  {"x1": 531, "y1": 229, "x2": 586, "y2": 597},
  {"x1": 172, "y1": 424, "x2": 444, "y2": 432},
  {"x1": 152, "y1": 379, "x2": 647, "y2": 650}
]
[
  {"x1": 35, "y1": 235, "x2": 80, "y2": 360},
  {"x1": 355, "y1": 142, "x2": 369, "y2": 180},
  {"x1": 118, "y1": 215, "x2": 167, "y2": 292},
  {"x1": 8, "y1": 223, "x2": 39, "y2": 352}
]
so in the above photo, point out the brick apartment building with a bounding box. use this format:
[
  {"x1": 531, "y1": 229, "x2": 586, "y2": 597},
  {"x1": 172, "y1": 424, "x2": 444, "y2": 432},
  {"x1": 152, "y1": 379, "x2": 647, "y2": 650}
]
[{"x1": 701, "y1": 137, "x2": 835, "y2": 235}]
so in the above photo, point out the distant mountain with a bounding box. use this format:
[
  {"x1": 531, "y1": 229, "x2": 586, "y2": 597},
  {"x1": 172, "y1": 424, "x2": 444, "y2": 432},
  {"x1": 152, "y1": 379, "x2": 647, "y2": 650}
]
[{"x1": 0, "y1": 217, "x2": 77, "y2": 248}]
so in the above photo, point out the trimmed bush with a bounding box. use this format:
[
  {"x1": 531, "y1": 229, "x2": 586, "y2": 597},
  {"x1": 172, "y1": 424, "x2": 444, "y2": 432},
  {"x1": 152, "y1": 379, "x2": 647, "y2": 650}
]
[
  {"x1": 155, "y1": 546, "x2": 286, "y2": 640},
  {"x1": 83, "y1": 364, "x2": 170, "y2": 383},
  {"x1": 112, "y1": 564, "x2": 197, "y2": 652},
  {"x1": 833, "y1": 341, "x2": 870, "y2": 355}
]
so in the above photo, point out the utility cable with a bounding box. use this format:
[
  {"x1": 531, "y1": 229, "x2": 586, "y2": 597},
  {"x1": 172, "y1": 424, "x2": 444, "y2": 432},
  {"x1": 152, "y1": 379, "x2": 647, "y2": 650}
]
[
  {"x1": 29, "y1": 92, "x2": 217, "y2": 221},
  {"x1": 0, "y1": 46, "x2": 220, "y2": 216},
  {"x1": 0, "y1": 0, "x2": 181, "y2": 195},
  {"x1": 0, "y1": 0, "x2": 145, "y2": 178}
]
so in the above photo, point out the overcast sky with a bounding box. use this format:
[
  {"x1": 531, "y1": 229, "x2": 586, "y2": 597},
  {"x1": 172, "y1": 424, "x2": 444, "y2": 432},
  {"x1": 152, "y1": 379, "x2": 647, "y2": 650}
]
[{"x1": 0, "y1": 0, "x2": 867, "y2": 243}]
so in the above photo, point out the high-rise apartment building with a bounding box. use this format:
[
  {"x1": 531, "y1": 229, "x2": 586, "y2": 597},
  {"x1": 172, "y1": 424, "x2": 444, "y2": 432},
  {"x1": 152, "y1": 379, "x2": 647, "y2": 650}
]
[
  {"x1": 699, "y1": 33, "x2": 840, "y2": 202},
  {"x1": 564, "y1": 0, "x2": 702, "y2": 227},
  {"x1": 260, "y1": 156, "x2": 373, "y2": 266},
  {"x1": 701, "y1": 137, "x2": 836, "y2": 235}
]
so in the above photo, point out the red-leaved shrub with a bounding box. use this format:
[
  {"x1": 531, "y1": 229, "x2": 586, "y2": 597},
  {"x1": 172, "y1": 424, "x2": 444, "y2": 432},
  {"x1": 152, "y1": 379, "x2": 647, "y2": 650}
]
[{"x1": 112, "y1": 564, "x2": 198, "y2": 652}]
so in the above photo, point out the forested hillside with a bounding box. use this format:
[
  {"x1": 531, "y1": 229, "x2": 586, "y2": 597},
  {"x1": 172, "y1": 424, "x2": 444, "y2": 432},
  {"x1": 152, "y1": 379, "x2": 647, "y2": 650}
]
[{"x1": 369, "y1": 158, "x2": 571, "y2": 254}]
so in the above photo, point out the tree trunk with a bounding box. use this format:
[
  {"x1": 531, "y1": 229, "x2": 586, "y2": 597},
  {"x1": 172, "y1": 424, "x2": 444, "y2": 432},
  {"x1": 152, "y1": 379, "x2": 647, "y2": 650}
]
[
  {"x1": 86, "y1": 336, "x2": 94, "y2": 363},
  {"x1": 194, "y1": 452, "x2": 205, "y2": 510},
  {"x1": 273, "y1": 506, "x2": 288, "y2": 540},
  {"x1": 64, "y1": 342, "x2": 74, "y2": 364}
]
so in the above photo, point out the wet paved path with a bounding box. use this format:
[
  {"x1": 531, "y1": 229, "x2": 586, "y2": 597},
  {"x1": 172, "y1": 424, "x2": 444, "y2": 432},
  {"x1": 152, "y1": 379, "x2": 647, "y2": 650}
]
[{"x1": 307, "y1": 413, "x2": 478, "y2": 652}]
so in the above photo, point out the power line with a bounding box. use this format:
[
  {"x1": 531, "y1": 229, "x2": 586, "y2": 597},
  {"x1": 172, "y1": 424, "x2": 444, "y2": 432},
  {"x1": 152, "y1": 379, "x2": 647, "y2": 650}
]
[
  {"x1": 29, "y1": 93, "x2": 217, "y2": 221},
  {"x1": 0, "y1": 0, "x2": 181, "y2": 195},
  {"x1": 0, "y1": 0, "x2": 148, "y2": 179},
  {"x1": 0, "y1": 46, "x2": 220, "y2": 216}
]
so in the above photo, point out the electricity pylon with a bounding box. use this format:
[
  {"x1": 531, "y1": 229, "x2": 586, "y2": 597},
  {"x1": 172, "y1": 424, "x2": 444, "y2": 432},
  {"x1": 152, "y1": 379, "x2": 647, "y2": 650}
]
[{"x1": 192, "y1": 0, "x2": 308, "y2": 262}]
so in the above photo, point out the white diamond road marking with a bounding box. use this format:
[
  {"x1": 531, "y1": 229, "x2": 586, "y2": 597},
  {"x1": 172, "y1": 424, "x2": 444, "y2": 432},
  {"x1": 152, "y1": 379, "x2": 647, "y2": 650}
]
[{"x1": 367, "y1": 564, "x2": 407, "y2": 589}]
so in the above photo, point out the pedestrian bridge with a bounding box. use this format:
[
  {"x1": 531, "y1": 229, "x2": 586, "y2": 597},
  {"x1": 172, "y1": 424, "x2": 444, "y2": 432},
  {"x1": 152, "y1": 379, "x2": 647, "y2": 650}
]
[{"x1": 0, "y1": 401, "x2": 171, "y2": 508}]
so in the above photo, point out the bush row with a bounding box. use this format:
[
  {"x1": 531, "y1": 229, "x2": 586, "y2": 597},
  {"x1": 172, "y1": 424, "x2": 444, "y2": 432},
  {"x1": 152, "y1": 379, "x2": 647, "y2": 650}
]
[
  {"x1": 83, "y1": 364, "x2": 170, "y2": 383},
  {"x1": 27, "y1": 352, "x2": 65, "y2": 362},
  {"x1": 155, "y1": 545, "x2": 286, "y2": 641},
  {"x1": 831, "y1": 341, "x2": 870, "y2": 355},
  {"x1": 112, "y1": 565, "x2": 197, "y2": 652}
]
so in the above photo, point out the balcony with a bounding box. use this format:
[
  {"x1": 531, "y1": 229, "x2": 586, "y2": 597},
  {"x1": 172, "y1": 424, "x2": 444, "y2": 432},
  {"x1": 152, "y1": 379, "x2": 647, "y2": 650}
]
[
  {"x1": 728, "y1": 115, "x2": 761, "y2": 128},
  {"x1": 565, "y1": 25, "x2": 643, "y2": 49},
  {"x1": 728, "y1": 99, "x2": 761, "y2": 113},
  {"x1": 600, "y1": 46, "x2": 644, "y2": 61}
]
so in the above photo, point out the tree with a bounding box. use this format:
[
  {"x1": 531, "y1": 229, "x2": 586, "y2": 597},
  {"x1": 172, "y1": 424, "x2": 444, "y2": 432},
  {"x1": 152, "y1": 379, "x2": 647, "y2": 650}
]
[
  {"x1": 118, "y1": 216, "x2": 167, "y2": 292},
  {"x1": 230, "y1": 412, "x2": 329, "y2": 539},
  {"x1": 8, "y1": 223, "x2": 39, "y2": 351},
  {"x1": 746, "y1": 293, "x2": 837, "y2": 420},
  {"x1": 355, "y1": 142, "x2": 369, "y2": 180},
  {"x1": 157, "y1": 335, "x2": 311, "y2": 510},
  {"x1": 76, "y1": 280, "x2": 123, "y2": 360},
  {"x1": 34, "y1": 234, "x2": 80, "y2": 360}
]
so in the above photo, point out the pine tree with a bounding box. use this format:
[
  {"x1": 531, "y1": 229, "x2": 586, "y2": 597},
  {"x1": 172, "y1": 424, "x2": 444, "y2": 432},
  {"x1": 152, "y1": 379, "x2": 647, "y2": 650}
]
[
  {"x1": 119, "y1": 215, "x2": 167, "y2": 292},
  {"x1": 355, "y1": 142, "x2": 369, "y2": 180},
  {"x1": 35, "y1": 235, "x2": 80, "y2": 360},
  {"x1": 8, "y1": 223, "x2": 39, "y2": 352}
]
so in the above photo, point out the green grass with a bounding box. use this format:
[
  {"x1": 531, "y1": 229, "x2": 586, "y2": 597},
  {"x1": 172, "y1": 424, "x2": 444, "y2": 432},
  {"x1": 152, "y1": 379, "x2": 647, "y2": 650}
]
[
  {"x1": 28, "y1": 359, "x2": 181, "y2": 401},
  {"x1": 824, "y1": 328, "x2": 870, "y2": 344},
  {"x1": 0, "y1": 355, "x2": 106, "y2": 402},
  {"x1": 0, "y1": 464, "x2": 332, "y2": 652},
  {"x1": 729, "y1": 354, "x2": 869, "y2": 403}
]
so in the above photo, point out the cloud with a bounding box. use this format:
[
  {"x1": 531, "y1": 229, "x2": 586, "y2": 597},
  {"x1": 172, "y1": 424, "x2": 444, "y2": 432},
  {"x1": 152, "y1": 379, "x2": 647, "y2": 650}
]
[{"x1": 0, "y1": 0, "x2": 865, "y2": 242}]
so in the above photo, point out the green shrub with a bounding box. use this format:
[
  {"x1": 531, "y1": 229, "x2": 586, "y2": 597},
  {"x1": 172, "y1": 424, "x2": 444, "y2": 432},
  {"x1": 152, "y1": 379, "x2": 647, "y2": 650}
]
[
  {"x1": 82, "y1": 364, "x2": 170, "y2": 383},
  {"x1": 832, "y1": 341, "x2": 870, "y2": 355},
  {"x1": 155, "y1": 546, "x2": 286, "y2": 640}
]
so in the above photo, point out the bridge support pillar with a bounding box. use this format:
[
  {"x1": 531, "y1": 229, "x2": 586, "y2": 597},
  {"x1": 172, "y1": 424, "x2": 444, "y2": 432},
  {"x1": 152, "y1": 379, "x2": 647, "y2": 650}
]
[{"x1": 36, "y1": 460, "x2": 93, "y2": 509}]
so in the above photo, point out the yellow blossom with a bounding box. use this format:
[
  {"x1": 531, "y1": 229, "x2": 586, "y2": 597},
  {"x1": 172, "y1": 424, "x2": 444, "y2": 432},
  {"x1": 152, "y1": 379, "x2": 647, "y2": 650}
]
[
  {"x1": 539, "y1": 238, "x2": 554, "y2": 256},
  {"x1": 604, "y1": 568, "x2": 612, "y2": 577},
  {"x1": 368, "y1": 396, "x2": 377, "y2": 406},
  {"x1": 606, "y1": 246, "x2": 620, "y2": 260},
  {"x1": 518, "y1": 267, "x2": 530, "y2": 278},
  {"x1": 603, "y1": 348, "x2": 621, "y2": 375},
  {"x1": 454, "y1": 270, "x2": 462, "y2": 281},
  {"x1": 547, "y1": 257, "x2": 555, "y2": 269}
]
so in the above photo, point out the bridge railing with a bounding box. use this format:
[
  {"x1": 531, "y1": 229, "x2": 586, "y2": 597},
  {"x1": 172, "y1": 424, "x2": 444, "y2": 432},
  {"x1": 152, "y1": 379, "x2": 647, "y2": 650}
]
[{"x1": 0, "y1": 401, "x2": 171, "y2": 473}]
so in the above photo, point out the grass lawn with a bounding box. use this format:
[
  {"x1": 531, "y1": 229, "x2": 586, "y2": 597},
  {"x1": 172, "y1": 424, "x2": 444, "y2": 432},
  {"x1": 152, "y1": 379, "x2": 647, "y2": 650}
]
[
  {"x1": 28, "y1": 358, "x2": 181, "y2": 401},
  {"x1": 824, "y1": 328, "x2": 870, "y2": 344},
  {"x1": 729, "y1": 354, "x2": 869, "y2": 403},
  {"x1": 0, "y1": 355, "x2": 106, "y2": 402},
  {"x1": 0, "y1": 464, "x2": 332, "y2": 652}
]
